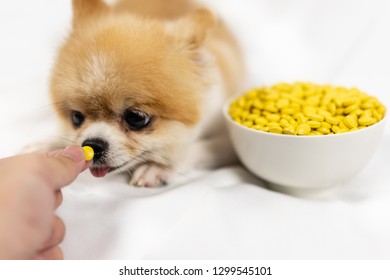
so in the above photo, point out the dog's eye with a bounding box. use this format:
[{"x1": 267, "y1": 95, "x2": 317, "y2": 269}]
[
  {"x1": 71, "y1": 111, "x2": 85, "y2": 128},
  {"x1": 124, "y1": 109, "x2": 151, "y2": 130}
]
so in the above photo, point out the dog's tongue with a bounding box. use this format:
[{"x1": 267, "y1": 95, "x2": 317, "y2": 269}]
[{"x1": 90, "y1": 167, "x2": 110, "y2": 178}]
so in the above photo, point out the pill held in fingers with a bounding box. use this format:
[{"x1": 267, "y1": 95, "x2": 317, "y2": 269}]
[{"x1": 82, "y1": 146, "x2": 94, "y2": 161}]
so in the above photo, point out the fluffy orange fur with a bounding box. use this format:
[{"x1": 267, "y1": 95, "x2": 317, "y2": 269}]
[{"x1": 49, "y1": 0, "x2": 243, "y2": 186}]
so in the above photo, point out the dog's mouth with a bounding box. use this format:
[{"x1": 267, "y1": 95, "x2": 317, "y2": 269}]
[
  {"x1": 89, "y1": 161, "x2": 129, "y2": 178},
  {"x1": 89, "y1": 166, "x2": 111, "y2": 178},
  {"x1": 88, "y1": 151, "x2": 147, "y2": 178}
]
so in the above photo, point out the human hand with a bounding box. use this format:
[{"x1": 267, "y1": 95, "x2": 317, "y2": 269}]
[{"x1": 0, "y1": 145, "x2": 88, "y2": 260}]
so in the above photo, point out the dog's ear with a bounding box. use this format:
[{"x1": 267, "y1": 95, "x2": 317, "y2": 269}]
[
  {"x1": 166, "y1": 8, "x2": 216, "y2": 61},
  {"x1": 72, "y1": 0, "x2": 109, "y2": 28},
  {"x1": 178, "y1": 8, "x2": 216, "y2": 50}
]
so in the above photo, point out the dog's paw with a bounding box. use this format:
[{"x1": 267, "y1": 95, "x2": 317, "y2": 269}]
[{"x1": 129, "y1": 164, "x2": 171, "y2": 188}]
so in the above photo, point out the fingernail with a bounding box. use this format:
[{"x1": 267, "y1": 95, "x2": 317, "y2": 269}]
[{"x1": 60, "y1": 145, "x2": 85, "y2": 162}]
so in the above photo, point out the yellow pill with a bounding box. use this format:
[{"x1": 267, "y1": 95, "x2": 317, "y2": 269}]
[
  {"x1": 251, "y1": 108, "x2": 261, "y2": 115},
  {"x1": 282, "y1": 114, "x2": 294, "y2": 121},
  {"x1": 253, "y1": 99, "x2": 264, "y2": 109},
  {"x1": 264, "y1": 104, "x2": 278, "y2": 113},
  {"x1": 318, "y1": 109, "x2": 332, "y2": 118},
  {"x1": 82, "y1": 146, "x2": 94, "y2": 161},
  {"x1": 303, "y1": 106, "x2": 317, "y2": 116},
  {"x1": 269, "y1": 126, "x2": 283, "y2": 134},
  {"x1": 373, "y1": 110, "x2": 383, "y2": 121},
  {"x1": 358, "y1": 116, "x2": 376, "y2": 126},
  {"x1": 294, "y1": 113, "x2": 307, "y2": 124},
  {"x1": 243, "y1": 100, "x2": 253, "y2": 110},
  {"x1": 307, "y1": 121, "x2": 321, "y2": 128},
  {"x1": 246, "y1": 114, "x2": 258, "y2": 121},
  {"x1": 321, "y1": 122, "x2": 332, "y2": 129},
  {"x1": 344, "y1": 104, "x2": 359, "y2": 114},
  {"x1": 268, "y1": 122, "x2": 280, "y2": 128},
  {"x1": 305, "y1": 96, "x2": 321, "y2": 106},
  {"x1": 279, "y1": 119, "x2": 290, "y2": 128},
  {"x1": 361, "y1": 101, "x2": 374, "y2": 109},
  {"x1": 290, "y1": 103, "x2": 301, "y2": 111},
  {"x1": 291, "y1": 90, "x2": 304, "y2": 99},
  {"x1": 263, "y1": 92, "x2": 279, "y2": 100},
  {"x1": 307, "y1": 113, "x2": 324, "y2": 122},
  {"x1": 276, "y1": 98, "x2": 290, "y2": 109},
  {"x1": 354, "y1": 109, "x2": 363, "y2": 116},
  {"x1": 331, "y1": 125, "x2": 340, "y2": 133},
  {"x1": 317, "y1": 127, "x2": 330, "y2": 135},
  {"x1": 327, "y1": 103, "x2": 336, "y2": 114},
  {"x1": 377, "y1": 105, "x2": 386, "y2": 114},
  {"x1": 309, "y1": 131, "x2": 323, "y2": 136},
  {"x1": 237, "y1": 98, "x2": 246, "y2": 108},
  {"x1": 241, "y1": 111, "x2": 249, "y2": 120},
  {"x1": 254, "y1": 117, "x2": 268, "y2": 125},
  {"x1": 283, "y1": 127, "x2": 296, "y2": 135},
  {"x1": 281, "y1": 108, "x2": 296, "y2": 115},
  {"x1": 342, "y1": 98, "x2": 357, "y2": 106},
  {"x1": 334, "y1": 98, "x2": 343, "y2": 107},
  {"x1": 243, "y1": 121, "x2": 253, "y2": 127},
  {"x1": 233, "y1": 117, "x2": 241, "y2": 124},
  {"x1": 246, "y1": 90, "x2": 257, "y2": 99},
  {"x1": 266, "y1": 113, "x2": 281, "y2": 122},
  {"x1": 289, "y1": 96, "x2": 304, "y2": 104},
  {"x1": 339, "y1": 121, "x2": 348, "y2": 130},
  {"x1": 361, "y1": 110, "x2": 372, "y2": 118},
  {"x1": 336, "y1": 128, "x2": 349, "y2": 134},
  {"x1": 230, "y1": 111, "x2": 241, "y2": 119},
  {"x1": 297, "y1": 123, "x2": 311, "y2": 135},
  {"x1": 343, "y1": 114, "x2": 358, "y2": 129},
  {"x1": 289, "y1": 119, "x2": 298, "y2": 127},
  {"x1": 325, "y1": 116, "x2": 339, "y2": 125}
]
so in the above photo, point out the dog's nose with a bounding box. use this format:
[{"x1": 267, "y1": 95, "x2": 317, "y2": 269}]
[{"x1": 82, "y1": 138, "x2": 108, "y2": 162}]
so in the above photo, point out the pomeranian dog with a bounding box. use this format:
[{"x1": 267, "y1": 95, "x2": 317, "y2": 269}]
[{"x1": 47, "y1": 0, "x2": 243, "y2": 187}]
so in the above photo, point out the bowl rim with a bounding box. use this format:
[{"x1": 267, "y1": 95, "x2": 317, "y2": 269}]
[{"x1": 223, "y1": 92, "x2": 387, "y2": 139}]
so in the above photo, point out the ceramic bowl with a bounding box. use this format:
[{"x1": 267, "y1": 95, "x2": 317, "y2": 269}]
[{"x1": 223, "y1": 96, "x2": 386, "y2": 197}]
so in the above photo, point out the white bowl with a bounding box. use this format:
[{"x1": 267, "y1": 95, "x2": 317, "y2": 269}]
[{"x1": 223, "y1": 97, "x2": 386, "y2": 197}]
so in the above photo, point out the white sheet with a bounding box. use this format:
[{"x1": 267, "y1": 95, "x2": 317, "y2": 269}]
[{"x1": 1, "y1": 0, "x2": 389, "y2": 259}]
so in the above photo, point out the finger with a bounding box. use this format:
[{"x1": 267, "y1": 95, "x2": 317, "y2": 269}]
[
  {"x1": 1, "y1": 145, "x2": 87, "y2": 191},
  {"x1": 36, "y1": 246, "x2": 64, "y2": 260},
  {"x1": 43, "y1": 216, "x2": 65, "y2": 249},
  {"x1": 54, "y1": 191, "x2": 63, "y2": 209},
  {"x1": 82, "y1": 160, "x2": 92, "y2": 172},
  {"x1": 41, "y1": 145, "x2": 86, "y2": 190},
  {"x1": 34, "y1": 216, "x2": 65, "y2": 260}
]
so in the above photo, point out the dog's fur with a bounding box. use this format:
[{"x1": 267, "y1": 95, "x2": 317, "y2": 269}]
[{"x1": 48, "y1": 0, "x2": 243, "y2": 186}]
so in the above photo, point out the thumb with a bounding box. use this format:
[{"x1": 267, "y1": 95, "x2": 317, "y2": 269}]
[{"x1": 44, "y1": 145, "x2": 88, "y2": 189}]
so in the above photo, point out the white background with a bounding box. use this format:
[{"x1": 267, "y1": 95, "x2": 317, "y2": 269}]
[{"x1": 0, "y1": 0, "x2": 390, "y2": 259}]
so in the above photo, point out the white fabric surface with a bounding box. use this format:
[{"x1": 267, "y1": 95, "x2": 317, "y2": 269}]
[{"x1": 1, "y1": 0, "x2": 390, "y2": 259}]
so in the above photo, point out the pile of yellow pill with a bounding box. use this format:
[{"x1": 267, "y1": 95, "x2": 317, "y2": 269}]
[
  {"x1": 229, "y1": 82, "x2": 385, "y2": 136},
  {"x1": 82, "y1": 146, "x2": 94, "y2": 161}
]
